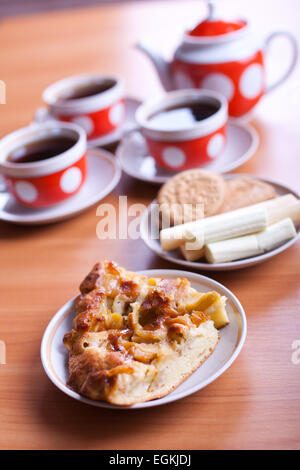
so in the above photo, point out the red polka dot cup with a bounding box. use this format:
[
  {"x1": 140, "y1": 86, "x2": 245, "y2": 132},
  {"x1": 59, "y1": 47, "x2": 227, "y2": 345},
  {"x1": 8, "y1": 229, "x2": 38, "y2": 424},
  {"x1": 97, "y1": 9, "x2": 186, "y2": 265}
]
[
  {"x1": 0, "y1": 122, "x2": 87, "y2": 208},
  {"x1": 135, "y1": 89, "x2": 227, "y2": 170},
  {"x1": 42, "y1": 75, "x2": 126, "y2": 140}
]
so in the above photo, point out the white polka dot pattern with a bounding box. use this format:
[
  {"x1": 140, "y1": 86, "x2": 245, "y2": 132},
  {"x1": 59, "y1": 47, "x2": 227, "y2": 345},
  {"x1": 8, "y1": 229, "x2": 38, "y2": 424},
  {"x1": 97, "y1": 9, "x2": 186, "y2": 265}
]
[
  {"x1": 109, "y1": 102, "x2": 125, "y2": 126},
  {"x1": 239, "y1": 64, "x2": 264, "y2": 99},
  {"x1": 207, "y1": 133, "x2": 225, "y2": 159},
  {"x1": 162, "y1": 146, "x2": 186, "y2": 168},
  {"x1": 60, "y1": 167, "x2": 82, "y2": 193},
  {"x1": 71, "y1": 115, "x2": 94, "y2": 136},
  {"x1": 15, "y1": 181, "x2": 38, "y2": 202},
  {"x1": 202, "y1": 73, "x2": 235, "y2": 101}
]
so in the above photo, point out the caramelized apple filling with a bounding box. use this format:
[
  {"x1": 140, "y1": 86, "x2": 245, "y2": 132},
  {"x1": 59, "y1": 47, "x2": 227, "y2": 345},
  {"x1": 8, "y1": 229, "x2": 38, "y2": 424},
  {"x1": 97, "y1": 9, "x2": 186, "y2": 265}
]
[{"x1": 63, "y1": 261, "x2": 229, "y2": 405}]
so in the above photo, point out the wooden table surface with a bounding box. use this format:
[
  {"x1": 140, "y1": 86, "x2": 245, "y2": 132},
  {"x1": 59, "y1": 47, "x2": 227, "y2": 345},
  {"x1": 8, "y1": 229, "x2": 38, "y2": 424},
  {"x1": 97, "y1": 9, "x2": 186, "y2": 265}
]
[{"x1": 0, "y1": 0, "x2": 300, "y2": 451}]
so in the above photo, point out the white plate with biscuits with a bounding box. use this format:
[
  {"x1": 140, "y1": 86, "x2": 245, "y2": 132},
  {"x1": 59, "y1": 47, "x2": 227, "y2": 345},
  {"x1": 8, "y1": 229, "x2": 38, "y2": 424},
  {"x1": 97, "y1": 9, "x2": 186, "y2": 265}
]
[
  {"x1": 117, "y1": 121, "x2": 259, "y2": 184},
  {"x1": 140, "y1": 174, "x2": 300, "y2": 271},
  {"x1": 41, "y1": 267, "x2": 247, "y2": 409}
]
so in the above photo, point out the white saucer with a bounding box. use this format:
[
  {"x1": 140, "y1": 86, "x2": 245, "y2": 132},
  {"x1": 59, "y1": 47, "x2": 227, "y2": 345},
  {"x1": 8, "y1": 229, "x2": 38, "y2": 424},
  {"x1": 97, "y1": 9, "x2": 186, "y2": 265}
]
[
  {"x1": 140, "y1": 175, "x2": 300, "y2": 271},
  {"x1": 41, "y1": 268, "x2": 246, "y2": 409},
  {"x1": 87, "y1": 97, "x2": 141, "y2": 148},
  {"x1": 0, "y1": 148, "x2": 121, "y2": 225},
  {"x1": 117, "y1": 121, "x2": 259, "y2": 184}
]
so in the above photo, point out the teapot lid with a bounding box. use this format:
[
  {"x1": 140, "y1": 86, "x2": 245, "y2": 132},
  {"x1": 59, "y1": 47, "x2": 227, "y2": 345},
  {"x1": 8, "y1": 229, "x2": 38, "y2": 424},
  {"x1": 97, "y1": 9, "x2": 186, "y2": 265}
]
[{"x1": 186, "y1": 1, "x2": 247, "y2": 41}]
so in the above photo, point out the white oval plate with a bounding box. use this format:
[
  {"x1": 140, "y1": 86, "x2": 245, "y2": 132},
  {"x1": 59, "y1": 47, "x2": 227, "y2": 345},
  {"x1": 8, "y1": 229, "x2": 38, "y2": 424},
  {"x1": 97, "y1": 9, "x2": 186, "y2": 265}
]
[
  {"x1": 140, "y1": 176, "x2": 300, "y2": 271},
  {"x1": 117, "y1": 121, "x2": 259, "y2": 184},
  {"x1": 41, "y1": 269, "x2": 246, "y2": 409},
  {"x1": 0, "y1": 148, "x2": 121, "y2": 225},
  {"x1": 88, "y1": 97, "x2": 141, "y2": 148}
]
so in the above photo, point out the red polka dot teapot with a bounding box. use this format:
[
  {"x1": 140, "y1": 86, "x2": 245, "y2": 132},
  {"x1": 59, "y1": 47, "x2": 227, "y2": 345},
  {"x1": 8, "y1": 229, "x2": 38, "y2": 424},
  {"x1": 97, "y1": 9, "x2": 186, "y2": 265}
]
[{"x1": 137, "y1": 1, "x2": 298, "y2": 118}]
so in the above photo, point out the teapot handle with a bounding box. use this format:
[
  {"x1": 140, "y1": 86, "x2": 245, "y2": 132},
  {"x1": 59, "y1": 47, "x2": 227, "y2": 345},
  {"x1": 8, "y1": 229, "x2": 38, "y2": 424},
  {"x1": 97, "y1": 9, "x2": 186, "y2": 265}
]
[{"x1": 264, "y1": 31, "x2": 298, "y2": 93}]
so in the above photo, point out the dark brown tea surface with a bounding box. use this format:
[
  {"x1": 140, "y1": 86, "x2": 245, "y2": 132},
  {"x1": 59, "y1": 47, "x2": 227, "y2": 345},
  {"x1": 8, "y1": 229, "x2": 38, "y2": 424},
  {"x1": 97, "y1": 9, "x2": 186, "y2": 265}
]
[
  {"x1": 7, "y1": 135, "x2": 76, "y2": 164},
  {"x1": 147, "y1": 100, "x2": 220, "y2": 130},
  {"x1": 58, "y1": 80, "x2": 114, "y2": 101}
]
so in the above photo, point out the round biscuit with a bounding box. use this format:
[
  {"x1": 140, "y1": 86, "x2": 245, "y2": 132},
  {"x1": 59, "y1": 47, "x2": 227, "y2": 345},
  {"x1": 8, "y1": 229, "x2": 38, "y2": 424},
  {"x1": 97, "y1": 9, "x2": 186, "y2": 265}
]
[
  {"x1": 220, "y1": 177, "x2": 277, "y2": 213},
  {"x1": 158, "y1": 169, "x2": 226, "y2": 226}
]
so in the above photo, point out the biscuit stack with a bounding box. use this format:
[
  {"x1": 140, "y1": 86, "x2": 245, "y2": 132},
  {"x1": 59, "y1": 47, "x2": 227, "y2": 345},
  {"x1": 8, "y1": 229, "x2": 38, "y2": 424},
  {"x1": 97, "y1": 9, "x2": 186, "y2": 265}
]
[{"x1": 158, "y1": 169, "x2": 277, "y2": 226}]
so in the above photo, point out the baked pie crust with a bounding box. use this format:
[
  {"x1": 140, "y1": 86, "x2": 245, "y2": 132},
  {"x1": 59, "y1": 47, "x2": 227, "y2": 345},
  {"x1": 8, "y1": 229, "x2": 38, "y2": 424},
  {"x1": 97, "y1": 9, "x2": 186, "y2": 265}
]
[{"x1": 63, "y1": 261, "x2": 229, "y2": 405}]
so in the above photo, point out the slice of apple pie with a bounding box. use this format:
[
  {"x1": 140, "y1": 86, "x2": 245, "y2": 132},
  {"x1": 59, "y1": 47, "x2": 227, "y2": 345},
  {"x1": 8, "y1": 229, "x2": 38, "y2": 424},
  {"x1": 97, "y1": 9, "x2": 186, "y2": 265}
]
[{"x1": 63, "y1": 261, "x2": 229, "y2": 405}]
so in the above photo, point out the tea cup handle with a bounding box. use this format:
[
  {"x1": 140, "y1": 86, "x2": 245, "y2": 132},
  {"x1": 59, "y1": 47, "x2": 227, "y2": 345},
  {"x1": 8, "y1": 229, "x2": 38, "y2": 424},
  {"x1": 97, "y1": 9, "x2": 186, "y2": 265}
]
[
  {"x1": 122, "y1": 125, "x2": 141, "y2": 140},
  {"x1": 119, "y1": 126, "x2": 151, "y2": 162},
  {"x1": 33, "y1": 107, "x2": 55, "y2": 124},
  {"x1": 264, "y1": 31, "x2": 298, "y2": 93}
]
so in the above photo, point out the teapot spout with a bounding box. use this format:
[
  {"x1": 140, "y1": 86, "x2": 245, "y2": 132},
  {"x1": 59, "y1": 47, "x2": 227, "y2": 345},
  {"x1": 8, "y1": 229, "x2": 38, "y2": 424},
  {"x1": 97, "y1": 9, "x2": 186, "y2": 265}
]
[{"x1": 135, "y1": 41, "x2": 173, "y2": 91}]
